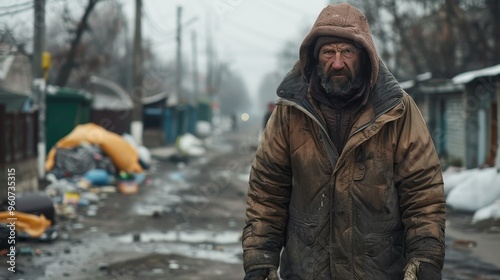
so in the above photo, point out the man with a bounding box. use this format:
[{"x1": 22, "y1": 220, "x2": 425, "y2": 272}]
[{"x1": 242, "y1": 3, "x2": 446, "y2": 280}]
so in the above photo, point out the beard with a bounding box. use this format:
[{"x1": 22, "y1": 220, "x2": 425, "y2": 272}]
[{"x1": 316, "y1": 64, "x2": 363, "y2": 100}]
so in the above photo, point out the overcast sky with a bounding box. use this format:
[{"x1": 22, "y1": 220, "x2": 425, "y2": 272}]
[
  {"x1": 124, "y1": 0, "x2": 330, "y2": 100},
  {"x1": 1, "y1": 0, "x2": 330, "y2": 100}
]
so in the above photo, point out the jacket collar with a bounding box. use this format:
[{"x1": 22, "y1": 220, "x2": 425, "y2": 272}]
[{"x1": 276, "y1": 60, "x2": 403, "y2": 118}]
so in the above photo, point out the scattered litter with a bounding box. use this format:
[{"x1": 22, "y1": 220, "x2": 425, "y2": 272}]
[
  {"x1": 0, "y1": 211, "x2": 52, "y2": 238},
  {"x1": 19, "y1": 246, "x2": 34, "y2": 256},
  {"x1": 133, "y1": 233, "x2": 141, "y2": 242},
  {"x1": 94, "y1": 186, "x2": 117, "y2": 194},
  {"x1": 98, "y1": 263, "x2": 109, "y2": 271},
  {"x1": 117, "y1": 180, "x2": 139, "y2": 195},
  {"x1": 63, "y1": 192, "x2": 80, "y2": 205},
  {"x1": 151, "y1": 268, "x2": 164, "y2": 274},
  {"x1": 72, "y1": 223, "x2": 85, "y2": 230},
  {"x1": 84, "y1": 169, "x2": 113, "y2": 186},
  {"x1": 452, "y1": 239, "x2": 477, "y2": 248},
  {"x1": 168, "y1": 260, "x2": 180, "y2": 270},
  {"x1": 177, "y1": 133, "x2": 206, "y2": 157}
]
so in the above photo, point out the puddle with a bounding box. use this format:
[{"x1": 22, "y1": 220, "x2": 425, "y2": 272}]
[
  {"x1": 114, "y1": 230, "x2": 241, "y2": 244},
  {"x1": 168, "y1": 172, "x2": 186, "y2": 182},
  {"x1": 134, "y1": 204, "x2": 169, "y2": 216},
  {"x1": 111, "y1": 230, "x2": 243, "y2": 264}
]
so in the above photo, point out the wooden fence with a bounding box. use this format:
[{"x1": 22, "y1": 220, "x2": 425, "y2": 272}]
[{"x1": 0, "y1": 104, "x2": 38, "y2": 166}]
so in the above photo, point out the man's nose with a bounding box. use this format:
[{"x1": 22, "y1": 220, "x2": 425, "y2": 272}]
[{"x1": 329, "y1": 54, "x2": 345, "y2": 70}]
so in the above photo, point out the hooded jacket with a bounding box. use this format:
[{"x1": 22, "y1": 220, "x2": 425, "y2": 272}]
[{"x1": 242, "y1": 3, "x2": 446, "y2": 280}]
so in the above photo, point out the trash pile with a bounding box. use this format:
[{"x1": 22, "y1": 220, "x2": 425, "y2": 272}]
[
  {"x1": 176, "y1": 133, "x2": 206, "y2": 157},
  {"x1": 0, "y1": 123, "x2": 151, "y2": 252}
]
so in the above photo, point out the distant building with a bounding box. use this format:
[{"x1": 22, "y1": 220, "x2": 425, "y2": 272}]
[
  {"x1": 404, "y1": 65, "x2": 500, "y2": 169},
  {"x1": 0, "y1": 45, "x2": 38, "y2": 202}
]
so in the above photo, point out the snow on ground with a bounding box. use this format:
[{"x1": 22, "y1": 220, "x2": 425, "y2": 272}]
[{"x1": 443, "y1": 167, "x2": 500, "y2": 222}]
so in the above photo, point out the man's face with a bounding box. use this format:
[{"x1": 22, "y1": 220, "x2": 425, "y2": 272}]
[{"x1": 316, "y1": 42, "x2": 363, "y2": 98}]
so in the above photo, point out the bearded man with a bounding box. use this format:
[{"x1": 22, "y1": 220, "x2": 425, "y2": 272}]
[{"x1": 242, "y1": 3, "x2": 446, "y2": 280}]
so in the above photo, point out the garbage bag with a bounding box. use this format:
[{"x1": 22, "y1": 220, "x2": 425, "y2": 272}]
[
  {"x1": 12, "y1": 192, "x2": 56, "y2": 226},
  {"x1": 48, "y1": 144, "x2": 116, "y2": 179},
  {"x1": 46, "y1": 123, "x2": 143, "y2": 173}
]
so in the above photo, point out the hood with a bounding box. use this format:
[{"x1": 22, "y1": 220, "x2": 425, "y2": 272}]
[{"x1": 299, "y1": 3, "x2": 379, "y2": 89}]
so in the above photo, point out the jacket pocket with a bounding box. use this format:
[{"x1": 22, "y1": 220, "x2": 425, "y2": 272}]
[
  {"x1": 364, "y1": 229, "x2": 406, "y2": 279},
  {"x1": 281, "y1": 207, "x2": 319, "y2": 280}
]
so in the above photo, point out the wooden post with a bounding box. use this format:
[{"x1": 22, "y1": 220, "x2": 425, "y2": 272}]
[
  {"x1": 496, "y1": 77, "x2": 500, "y2": 171},
  {"x1": 0, "y1": 105, "x2": 5, "y2": 165}
]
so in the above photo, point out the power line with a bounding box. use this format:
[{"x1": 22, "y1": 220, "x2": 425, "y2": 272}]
[
  {"x1": 224, "y1": 19, "x2": 290, "y2": 43},
  {"x1": 0, "y1": 1, "x2": 32, "y2": 10},
  {"x1": 256, "y1": 0, "x2": 316, "y2": 19},
  {"x1": 0, "y1": 5, "x2": 33, "y2": 17},
  {"x1": 219, "y1": 29, "x2": 281, "y2": 56},
  {"x1": 143, "y1": 6, "x2": 175, "y2": 36}
]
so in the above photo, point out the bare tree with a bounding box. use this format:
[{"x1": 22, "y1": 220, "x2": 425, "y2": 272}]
[
  {"x1": 54, "y1": 0, "x2": 100, "y2": 87},
  {"x1": 329, "y1": 0, "x2": 498, "y2": 80},
  {"x1": 46, "y1": 0, "x2": 144, "y2": 90}
]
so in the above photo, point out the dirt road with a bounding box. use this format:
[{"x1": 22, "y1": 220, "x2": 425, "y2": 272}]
[{"x1": 1, "y1": 125, "x2": 500, "y2": 280}]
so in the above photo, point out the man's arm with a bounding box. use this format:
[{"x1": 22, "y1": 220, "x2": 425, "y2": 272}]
[
  {"x1": 242, "y1": 106, "x2": 293, "y2": 274},
  {"x1": 393, "y1": 94, "x2": 446, "y2": 272}
]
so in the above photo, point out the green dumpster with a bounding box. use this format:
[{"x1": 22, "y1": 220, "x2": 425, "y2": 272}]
[{"x1": 46, "y1": 87, "x2": 93, "y2": 154}]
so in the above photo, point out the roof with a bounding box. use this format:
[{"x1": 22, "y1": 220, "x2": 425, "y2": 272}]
[
  {"x1": 88, "y1": 76, "x2": 132, "y2": 110},
  {"x1": 0, "y1": 48, "x2": 32, "y2": 96},
  {"x1": 452, "y1": 64, "x2": 500, "y2": 84}
]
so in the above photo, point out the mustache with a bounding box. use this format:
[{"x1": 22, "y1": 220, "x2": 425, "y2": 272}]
[{"x1": 325, "y1": 69, "x2": 351, "y2": 78}]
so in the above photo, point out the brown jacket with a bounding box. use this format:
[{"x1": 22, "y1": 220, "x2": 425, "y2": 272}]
[{"x1": 242, "y1": 3, "x2": 446, "y2": 280}]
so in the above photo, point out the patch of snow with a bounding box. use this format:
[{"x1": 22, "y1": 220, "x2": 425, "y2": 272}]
[
  {"x1": 446, "y1": 168, "x2": 500, "y2": 212},
  {"x1": 452, "y1": 64, "x2": 500, "y2": 84},
  {"x1": 472, "y1": 200, "x2": 500, "y2": 223}
]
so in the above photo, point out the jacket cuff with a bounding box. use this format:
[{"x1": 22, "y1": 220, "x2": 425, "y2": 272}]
[
  {"x1": 406, "y1": 237, "x2": 444, "y2": 269},
  {"x1": 407, "y1": 257, "x2": 441, "y2": 271},
  {"x1": 243, "y1": 249, "x2": 280, "y2": 273}
]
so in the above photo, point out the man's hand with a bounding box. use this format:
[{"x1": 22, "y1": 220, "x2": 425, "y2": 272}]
[
  {"x1": 404, "y1": 260, "x2": 442, "y2": 280},
  {"x1": 417, "y1": 262, "x2": 442, "y2": 279},
  {"x1": 403, "y1": 260, "x2": 419, "y2": 280},
  {"x1": 244, "y1": 268, "x2": 279, "y2": 280}
]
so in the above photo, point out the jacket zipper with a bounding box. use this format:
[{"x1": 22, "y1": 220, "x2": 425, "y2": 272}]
[
  {"x1": 280, "y1": 97, "x2": 402, "y2": 278},
  {"x1": 279, "y1": 99, "x2": 338, "y2": 265},
  {"x1": 349, "y1": 99, "x2": 402, "y2": 138},
  {"x1": 278, "y1": 99, "x2": 338, "y2": 165}
]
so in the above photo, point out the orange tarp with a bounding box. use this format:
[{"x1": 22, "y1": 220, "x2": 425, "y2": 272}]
[
  {"x1": 0, "y1": 211, "x2": 52, "y2": 238},
  {"x1": 45, "y1": 123, "x2": 143, "y2": 173}
]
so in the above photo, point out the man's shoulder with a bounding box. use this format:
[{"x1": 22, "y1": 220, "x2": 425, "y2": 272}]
[{"x1": 276, "y1": 62, "x2": 308, "y2": 101}]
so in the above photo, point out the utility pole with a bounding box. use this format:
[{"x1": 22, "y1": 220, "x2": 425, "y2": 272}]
[
  {"x1": 191, "y1": 30, "x2": 199, "y2": 104},
  {"x1": 205, "y1": 10, "x2": 214, "y2": 96},
  {"x1": 175, "y1": 6, "x2": 185, "y2": 136},
  {"x1": 496, "y1": 80, "x2": 500, "y2": 171},
  {"x1": 132, "y1": 0, "x2": 143, "y2": 145},
  {"x1": 34, "y1": 0, "x2": 46, "y2": 180},
  {"x1": 176, "y1": 6, "x2": 182, "y2": 103}
]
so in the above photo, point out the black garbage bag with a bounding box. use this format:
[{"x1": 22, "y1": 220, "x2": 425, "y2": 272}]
[
  {"x1": 4, "y1": 192, "x2": 56, "y2": 226},
  {"x1": 50, "y1": 144, "x2": 116, "y2": 179}
]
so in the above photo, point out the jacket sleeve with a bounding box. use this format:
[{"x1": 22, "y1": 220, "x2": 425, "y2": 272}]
[
  {"x1": 242, "y1": 105, "x2": 293, "y2": 273},
  {"x1": 393, "y1": 93, "x2": 446, "y2": 270}
]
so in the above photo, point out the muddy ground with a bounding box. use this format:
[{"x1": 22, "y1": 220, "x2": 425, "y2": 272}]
[{"x1": 1, "y1": 126, "x2": 500, "y2": 280}]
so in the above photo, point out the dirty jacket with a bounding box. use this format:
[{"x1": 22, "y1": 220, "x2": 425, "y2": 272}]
[{"x1": 242, "y1": 3, "x2": 446, "y2": 280}]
